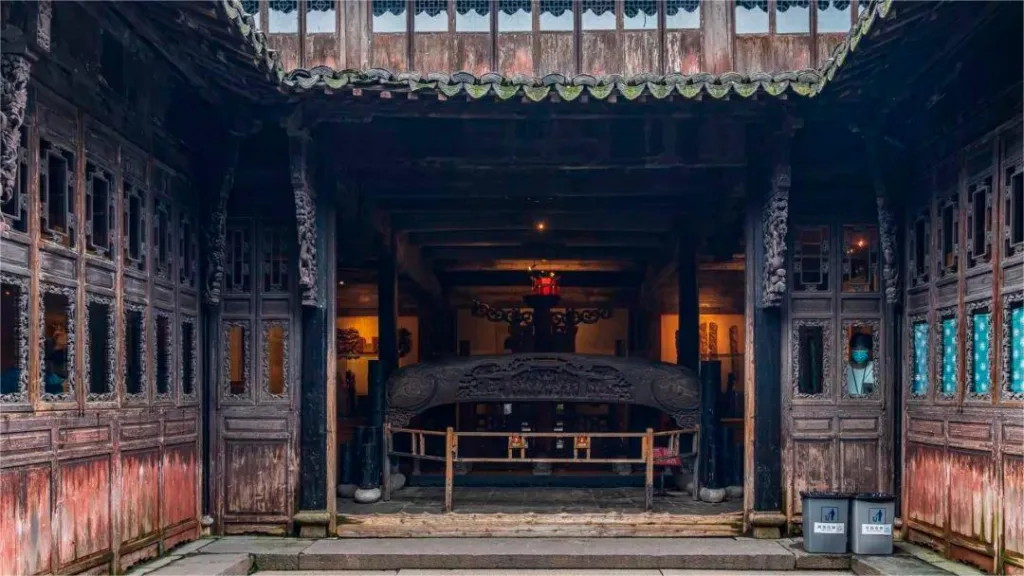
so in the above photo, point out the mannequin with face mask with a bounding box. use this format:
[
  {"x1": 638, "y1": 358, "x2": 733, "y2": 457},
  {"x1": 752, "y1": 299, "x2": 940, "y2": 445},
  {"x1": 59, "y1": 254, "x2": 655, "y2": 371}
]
[{"x1": 845, "y1": 332, "x2": 875, "y2": 396}]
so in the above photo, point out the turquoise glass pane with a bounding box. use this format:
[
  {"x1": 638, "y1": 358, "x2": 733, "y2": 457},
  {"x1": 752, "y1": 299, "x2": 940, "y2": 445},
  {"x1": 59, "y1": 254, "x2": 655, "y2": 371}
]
[
  {"x1": 941, "y1": 318, "x2": 957, "y2": 396},
  {"x1": 1012, "y1": 306, "x2": 1024, "y2": 394},
  {"x1": 972, "y1": 312, "x2": 991, "y2": 395},
  {"x1": 912, "y1": 322, "x2": 929, "y2": 396}
]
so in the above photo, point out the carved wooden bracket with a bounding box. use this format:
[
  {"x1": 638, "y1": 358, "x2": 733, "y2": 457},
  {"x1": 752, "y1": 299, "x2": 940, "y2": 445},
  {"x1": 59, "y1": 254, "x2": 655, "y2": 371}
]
[
  {"x1": 761, "y1": 160, "x2": 790, "y2": 308},
  {"x1": 876, "y1": 194, "x2": 900, "y2": 304},
  {"x1": 202, "y1": 135, "x2": 242, "y2": 305},
  {"x1": 288, "y1": 129, "x2": 318, "y2": 308}
]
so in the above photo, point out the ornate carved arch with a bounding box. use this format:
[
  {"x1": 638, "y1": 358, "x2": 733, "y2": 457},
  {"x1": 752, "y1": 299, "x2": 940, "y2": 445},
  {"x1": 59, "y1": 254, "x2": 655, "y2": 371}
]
[{"x1": 386, "y1": 353, "x2": 702, "y2": 429}]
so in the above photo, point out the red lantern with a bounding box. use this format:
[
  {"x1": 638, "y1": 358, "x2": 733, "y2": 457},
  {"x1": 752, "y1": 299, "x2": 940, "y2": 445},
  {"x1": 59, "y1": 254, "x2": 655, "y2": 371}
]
[{"x1": 530, "y1": 270, "x2": 560, "y2": 296}]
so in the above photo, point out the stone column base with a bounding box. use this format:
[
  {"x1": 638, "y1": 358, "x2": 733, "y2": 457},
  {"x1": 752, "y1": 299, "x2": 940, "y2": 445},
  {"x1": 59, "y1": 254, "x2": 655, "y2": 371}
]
[
  {"x1": 749, "y1": 511, "x2": 787, "y2": 539},
  {"x1": 293, "y1": 510, "x2": 331, "y2": 538}
]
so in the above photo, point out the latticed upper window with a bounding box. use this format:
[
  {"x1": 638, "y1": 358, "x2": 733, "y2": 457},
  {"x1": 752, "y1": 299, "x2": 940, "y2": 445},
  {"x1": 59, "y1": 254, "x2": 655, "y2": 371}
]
[
  {"x1": 909, "y1": 210, "x2": 930, "y2": 287},
  {"x1": 456, "y1": 0, "x2": 490, "y2": 31},
  {"x1": 225, "y1": 223, "x2": 252, "y2": 293},
  {"x1": 777, "y1": 0, "x2": 809, "y2": 33},
  {"x1": 540, "y1": 0, "x2": 573, "y2": 30},
  {"x1": 793, "y1": 226, "x2": 830, "y2": 292},
  {"x1": 582, "y1": 0, "x2": 614, "y2": 15},
  {"x1": 415, "y1": 0, "x2": 447, "y2": 17},
  {"x1": 262, "y1": 228, "x2": 290, "y2": 293},
  {"x1": 842, "y1": 225, "x2": 878, "y2": 293},
  {"x1": 415, "y1": 0, "x2": 449, "y2": 31},
  {"x1": 736, "y1": 0, "x2": 768, "y2": 34},
  {"x1": 85, "y1": 162, "x2": 115, "y2": 259},
  {"x1": 500, "y1": 0, "x2": 531, "y2": 14},
  {"x1": 1006, "y1": 161, "x2": 1024, "y2": 258},
  {"x1": 373, "y1": 0, "x2": 408, "y2": 17},
  {"x1": 123, "y1": 181, "x2": 147, "y2": 272},
  {"x1": 39, "y1": 138, "x2": 77, "y2": 249},
  {"x1": 240, "y1": 0, "x2": 259, "y2": 16},
  {"x1": 307, "y1": 0, "x2": 335, "y2": 33},
  {"x1": 816, "y1": 0, "x2": 850, "y2": 32},
  {"x1": 269, "y1": 0, "x2": 298, "y2": 32},
  {"x1": 540, "y1": 0, "x2": 572, "y2": 17},
  {"x1": 269, "y1": 0, "x2": 297, "y2": 13},
  {"x1": 309, "y1": 0, "x2": 333, "y2": 12},
  {"x1": 456, "y1": 0, "x2": 490, "y2": 15},
  {"x1": 966, "y1": 176, "x2": 993, "y2": 269},
  {"x1": 667, "y1": 0, "x2": 700, "y2": 14},
  {"x1": 582, "y1": 0, "x2": 614, "y2": 29},
  {"x1": 937, "y1": 196, "x2": 959, "y2": 278},
  {"x1": 624, "y1": 0, "x2": 657, "y2": 29}
]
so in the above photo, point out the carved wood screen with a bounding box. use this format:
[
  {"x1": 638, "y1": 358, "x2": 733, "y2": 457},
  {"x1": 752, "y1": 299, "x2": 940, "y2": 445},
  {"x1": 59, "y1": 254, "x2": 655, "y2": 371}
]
[
  {"x1": 902, "y1": 124, "x2": 1024, "y2": 573},
  {"x1": 783, "y1": 217, "x2": 891, "y2": 525},
  {"x1": 212, "y1": 217, "x2": 300, "y2": 534},
  {"x1": 1, "y1": 81, "x2": 202, "y2": 574}
]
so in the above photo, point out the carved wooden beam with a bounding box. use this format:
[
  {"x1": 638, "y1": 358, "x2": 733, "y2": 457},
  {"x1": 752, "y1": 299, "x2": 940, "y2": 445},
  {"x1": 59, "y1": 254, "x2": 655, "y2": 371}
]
[
  {"x1": 288, "y1": 128, "x2": 319, "y2": 308},
  {"x1": 760, "y1": 121, "x2": 798, "y2": 308},
  {"x1": 1, "y1": 0, "x2": 50, "y2": 232},
  {"x1": 864, "y1": 135, "x2": 900, "y2": 304},
  {"x1": 202, "y1": 135, "x2": 241, "y2": 306}
]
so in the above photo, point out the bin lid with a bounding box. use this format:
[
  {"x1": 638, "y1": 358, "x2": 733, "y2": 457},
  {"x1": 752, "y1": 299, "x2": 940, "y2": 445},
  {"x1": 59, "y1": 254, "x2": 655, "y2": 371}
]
[
  {"x1": 854, "y1": 492, "x2": 895, "y2": 502},
  {"x1": 800, "y1": 491, "x2": 853, "y2": 499}
]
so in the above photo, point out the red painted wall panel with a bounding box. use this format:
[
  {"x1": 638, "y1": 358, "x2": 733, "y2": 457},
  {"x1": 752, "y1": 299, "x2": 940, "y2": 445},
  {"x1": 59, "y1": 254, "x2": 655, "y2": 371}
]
[
  {"x1": 58, "y1": 457, "x2": 112, "y2": 567},
  {"x1": 162, "y1": 444, "x2": 198, "y2": 529},
  {"x1": 906, "y1": 443, "x2": 947, "y2": 531},
  {"x1": 1, "y1": 467, "x2": 53, "y2": 575},
  {"x1": 119, "y1": 450, "x2": 161, "y2": 545}
]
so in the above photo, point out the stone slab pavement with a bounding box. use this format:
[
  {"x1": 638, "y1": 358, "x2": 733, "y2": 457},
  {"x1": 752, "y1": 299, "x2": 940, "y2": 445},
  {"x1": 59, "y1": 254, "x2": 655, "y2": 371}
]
[{"x1": 130, "y1": 536, "x2": 957, "y2": 576}]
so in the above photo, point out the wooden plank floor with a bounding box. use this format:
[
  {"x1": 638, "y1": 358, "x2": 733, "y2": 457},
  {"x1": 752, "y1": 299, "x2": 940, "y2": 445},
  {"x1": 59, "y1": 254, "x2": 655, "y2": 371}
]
[{"x1": 336, "y1": 487, "x2": 744, "y2": 537}]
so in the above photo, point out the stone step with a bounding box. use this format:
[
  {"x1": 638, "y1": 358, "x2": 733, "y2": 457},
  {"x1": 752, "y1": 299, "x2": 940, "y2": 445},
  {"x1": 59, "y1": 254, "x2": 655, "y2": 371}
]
[{"x1": 852, "y1": 555, "x2": 952, "y2": 576}]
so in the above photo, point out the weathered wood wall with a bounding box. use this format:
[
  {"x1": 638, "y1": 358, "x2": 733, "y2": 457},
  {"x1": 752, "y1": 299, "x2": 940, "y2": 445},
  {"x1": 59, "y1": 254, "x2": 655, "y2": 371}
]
[
  {"x1": 1, "y1": 3, "x2": 207, "y2": 574},
  {"x1": 246, "y1": 0, "x2": 857, "y2": 76},
  {"x1": 902, "y1": 119, "x2": 1023, "y2": 574}
]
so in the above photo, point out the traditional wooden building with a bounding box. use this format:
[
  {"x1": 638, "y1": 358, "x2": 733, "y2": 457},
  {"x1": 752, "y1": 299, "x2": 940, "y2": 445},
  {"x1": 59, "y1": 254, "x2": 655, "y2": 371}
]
[{"x1": 1, "y1": 0, "x2": 1021, "y2": 574}]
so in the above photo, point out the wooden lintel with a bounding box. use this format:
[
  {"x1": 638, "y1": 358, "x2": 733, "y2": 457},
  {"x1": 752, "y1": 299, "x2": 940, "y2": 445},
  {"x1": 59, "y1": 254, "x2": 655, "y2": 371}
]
[{"x1": 394, "y1": 232, "x2": 443, "y2": 303}]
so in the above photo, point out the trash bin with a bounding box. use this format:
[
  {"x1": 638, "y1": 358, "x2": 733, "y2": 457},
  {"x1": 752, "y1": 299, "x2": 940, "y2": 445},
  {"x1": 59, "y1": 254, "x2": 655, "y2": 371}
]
[
  {"x1": 850, "y1": 493, "x2": 895, "y2": 555},
  {"x1": 801, "y1": 491, "x2": 851, "y2": 554}
]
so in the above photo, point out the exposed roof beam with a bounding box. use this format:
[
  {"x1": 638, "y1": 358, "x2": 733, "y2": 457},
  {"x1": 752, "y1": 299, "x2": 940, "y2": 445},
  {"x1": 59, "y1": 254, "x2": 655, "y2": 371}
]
[
  {"x1": 439, "y1": 270, "x2": 645, "y2": 288},
  {"x1": 409, "y1": 229, "x2": 666, "y2": 248},
  {"x1": 392, "y1": 211, "x2": 676, "y2": 233},
  {"x1": 427, "y1": 245, "x2": 653, "y2": 262}
]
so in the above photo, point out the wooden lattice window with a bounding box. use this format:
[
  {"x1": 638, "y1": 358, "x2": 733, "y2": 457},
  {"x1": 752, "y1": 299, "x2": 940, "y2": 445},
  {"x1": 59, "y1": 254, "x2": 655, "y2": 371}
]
[
  {"x1": 582, "y1": 0, "x2": 615, "y2": 29},
  {"x1": 1006, "y1": 161, "x2": 1024, "y2": 258},
  {"x1": 178, "y1": 210, "x2": 198, "y2": 288},
  {"x1": 0, "y1": 275, "x2": 30, "y2": 403},
  {"x1": 936, "y1": 195, "x2": 959, "y2": 279},
  {"x1": 1003, "y1": 294, "x2": 1024, "y2": 400},
  {"x1": 153, "y1": 196, "x2": 173, "y2": 282},
  {"x1": 240, "y1": 0, "x2": 259, "y2": 16},
  {"x1": 966, "y1": 175, "x2": 993, "y2": 268},
  {"x1": 936, "y1": 308, "x2": 958, "y2": 399},
  {"x1": 909, "y1": 210, "x2": 930, "y2": 287},
  {"x1": 540, "y1": 0, "x2": 573, "y2": 30},
  {"x1": 85, "y1": 162, "x2": 115, "y2": 258},
  {"x1": 262, "y1": 227, "x2": 290, "y2": 293},
  {"x1": 499, "y1": 0, "x2": 531, "y2": 31},
  {"x1": 793, "y1": 225, "x2": 830, "y2": 292},
  {"x1": 268, "y1": 0, "x2": 298, "y2": 33},
  {"x1": 665, "y1": 0, "x2": 700, "y2": 29},
  {"x1": 223, "y1": 321, "x2": 251, "y2": 398},
  {"x1": 909, "y1": 316, "x2": 929, "y2": 398},
  {"x1": 456, "y1": 0, "x2": 490, "y2": 30},
  {"x1": 792, "y1": 319, "x2": 832, "y2": 398},
  {"x1": 85, "y1": 293, "x2": 116, "y2": 402},
  {"x1": 1, "y1": 129, "x2": 29, "y2": 233},
  {"x1": 154, "y1": 309, "x2": 173, "y2": 401},
  {"x1": 966, "y1": 301, "x2": 993, "y2": 400},
  {"x1": 842, "y1": 320, "x2": 880, "y2": 399},
  {"x1": 307, "y1": 0, "x2": 336, "y2": 33},
  {"x1": 123, "y1": 181, "x2": 147, "y2": 272},
  {"x1": 817, "y1": 0, "x2": 851, "y2": 33},
  {"x1": 40, "y1": 283, "x2": 77, "y2": 402},
  {"x1": 123, "y1": 302, "x2": 148, "y2": 401},
  {"x1": 624, "y1": 0, "x2": 657, "y2": 29},
  {"x1": 263, "y1": 320, "x2": 289, "y2": 398},
  {"x1": 776, "y1": 0, "x2": 810, "y2": 33},
  {"x1": 225, "y1": 223, "x2": 252, "y2": 293},
  {"x1": 373, "y1": 0, "x2": 408, "y2": 32},
  {"x1": 842, "y1": 225, "x2": 878, "y2": 293},
  {"x1": 736, "y1": 0, "x2": 768, "y2": 34},
  {"x1": 414, "y1": 0, "x2": 449, "y2": 31},
  {"x1": 39, "y1": 138, "x2": 77, "y2": 248},
  {"x1": 180, "y1": 315, "x2": 198, "y2": 400}
]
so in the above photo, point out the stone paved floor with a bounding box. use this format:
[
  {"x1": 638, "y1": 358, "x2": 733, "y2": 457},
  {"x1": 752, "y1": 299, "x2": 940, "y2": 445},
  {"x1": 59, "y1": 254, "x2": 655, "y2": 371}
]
[
  {"x1": 339, "y1": 487, "x2": 743, "y2": 515},
  {"x1": 257, "y1": 571, "x2": 853, "y2": 575}
]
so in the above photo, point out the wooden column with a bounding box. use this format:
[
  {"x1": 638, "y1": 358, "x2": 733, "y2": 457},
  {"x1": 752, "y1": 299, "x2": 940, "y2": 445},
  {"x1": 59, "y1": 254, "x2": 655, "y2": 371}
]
[
  {"x1": 677, "y1": 235, "x2": 700, "y2": 372},
  {"x1": 291, "y1": 129, "x2": 333, "y2": 537},
  {"x1": 371, "y1": 235, "x2": 399, "y2": 490},
  {"x1": 749, "y1": 123, "x2": 793, "y2": 538}
]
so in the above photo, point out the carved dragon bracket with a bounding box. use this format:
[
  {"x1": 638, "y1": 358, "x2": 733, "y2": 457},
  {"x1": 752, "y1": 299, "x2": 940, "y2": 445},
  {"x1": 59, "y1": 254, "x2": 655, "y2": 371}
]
[{"x1": 287, "y1": 130, "x2": 318, "y2": 308}]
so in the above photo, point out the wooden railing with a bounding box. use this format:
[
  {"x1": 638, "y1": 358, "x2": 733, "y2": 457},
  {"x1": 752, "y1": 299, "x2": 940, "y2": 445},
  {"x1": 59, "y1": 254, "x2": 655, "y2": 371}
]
[{"x1": 384, "y1": 424, "x2": 700, "y2": 512}]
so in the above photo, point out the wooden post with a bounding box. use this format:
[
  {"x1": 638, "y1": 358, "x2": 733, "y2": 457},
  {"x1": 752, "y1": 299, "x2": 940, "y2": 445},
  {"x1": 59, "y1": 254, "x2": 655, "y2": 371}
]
[
  {"x1": 645, "y1": 427, "x2": 655, "y2": 511},
  {"x1": 445, "y1": 427, "x2": 455, "y2": 512},
  {"x1": 382, "y1": 424, "x2": 392, "y2": 501},
  {"x1": 693, "y1": 427, "x2": 701, "y2": 501},
  {"x1": 677, "y1": 235, "x2": 700, "y2": 373}
]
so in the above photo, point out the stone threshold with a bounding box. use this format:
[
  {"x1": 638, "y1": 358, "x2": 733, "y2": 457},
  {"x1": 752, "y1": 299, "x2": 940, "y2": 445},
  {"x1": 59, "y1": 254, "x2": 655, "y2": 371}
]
[{"x1": 130, "y1": 536, "x2": 960, "y2": 576}]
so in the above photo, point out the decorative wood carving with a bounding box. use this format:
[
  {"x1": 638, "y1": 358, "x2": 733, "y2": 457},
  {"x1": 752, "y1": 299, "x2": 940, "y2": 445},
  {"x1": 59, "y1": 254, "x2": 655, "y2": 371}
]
[
  {"x1": 0, "y1": 54, "x2": 31, "y2": 234},
  {"x1": 221, "y1": 319, "x2": 251, "y2": 401},
  {"x1": 699, "y1": 322, "x2": 708, "y2": 358},
  {"x1": 935, "y1": 306, "x2": 958, "y2": 400},
  {"x1": 790, "y1": 318, "x2": 832, "y2": 400},
  {"x1": 84, "y1": 293, "x2": 117, "y2": 403},
  {"x1": 1002, "y1": 292, "x2": 1024, "y2": 402},
  {"x1": 876, "y1": 194, "x2": 900, "y2": 303},
  {"x1": 965, "y1": 300, "x2": 993, "y2": 401},
  {"x1": 152, "y1": 308, "x2": 174, "y2": 402},
  {"x1": 287, "y1": 131, "x2": 318, "y2": 308},
  {"x1": 708, "y1": 322, "x2": 719, "y2": 357},
  {"x1": 762, "y1": 161, "x2": 791, "y2": 307},
  {"x1": 261, "y1": 319, "x2": 290, "y2": 399},
  {"x1": 180, "y1": 313, "x2": 198, "y2": 402},
  {"x1": 39, "y1": 282, "x2": 77, "y2": 403},
  {"x1": 906, "y1": 312, "x2": 930, "y2": 400},
  {"x1": 840, "y1": 319, "x2": 881, "y2": 401},
  {"x1": 202, "y1": 136, "x2": 241, "y2": 305},
  {"x1": 122, "y1": 300, "x2": 148, "y2": 404},
  {"x1": 385, "y1": 353, "x2": 701, "y2": 429},
  {"x1": 0, "y1": 273, "x2": 30, "y2": 403}
]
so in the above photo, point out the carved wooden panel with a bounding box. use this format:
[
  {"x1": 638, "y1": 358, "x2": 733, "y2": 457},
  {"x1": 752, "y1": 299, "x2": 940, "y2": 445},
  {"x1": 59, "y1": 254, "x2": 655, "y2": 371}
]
[
  {"x1": 1, "y1": 273, "x2": 31, "y2": 404},
  {"x1": 162, "y1": 444, "x2": 198, "y2": 529},
  {"x1": 1004, "y1": 456, "x2": 1024, "y2": 559},
  {"x1": 1003, "y1": 292, "x2": 1024, "y2": 402},
  {"x1": 909, "y1": 208, "x2": 931, "y2": 288},
  {"x1": 948, "y1": 449, "x2": 995, "y2": 545},
  {"x1": 39, "y1": 282, "x2": 77, "y2": 403},
  {"x1": 840, "y1": 439, "x2": 878, "y2": 493}
]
